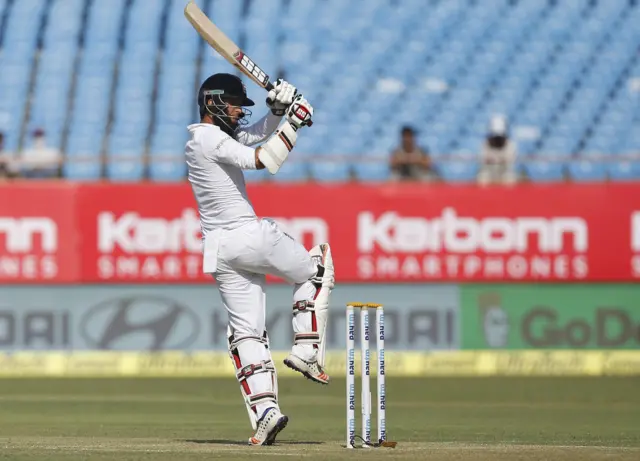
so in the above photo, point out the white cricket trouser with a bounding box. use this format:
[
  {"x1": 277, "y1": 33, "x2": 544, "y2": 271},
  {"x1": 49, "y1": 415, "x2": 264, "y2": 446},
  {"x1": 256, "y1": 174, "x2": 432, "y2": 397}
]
[{"x1": 211, "y1": 218, "x2": 318, "y2": 416}]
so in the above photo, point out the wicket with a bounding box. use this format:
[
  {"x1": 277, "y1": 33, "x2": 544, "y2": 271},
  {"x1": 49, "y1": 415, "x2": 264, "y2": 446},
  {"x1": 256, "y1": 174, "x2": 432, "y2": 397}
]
[{"x1": 346, "y1": 302, "x2": 386, "y2": 449}]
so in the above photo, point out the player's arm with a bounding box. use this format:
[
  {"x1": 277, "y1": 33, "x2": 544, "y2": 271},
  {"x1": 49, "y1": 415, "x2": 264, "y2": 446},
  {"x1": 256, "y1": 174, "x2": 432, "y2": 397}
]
[
  {"x1": 255, "y1": 148, "x2": 266, "y2": 169},
  {"x1": 235, "y1": 80, "x2": 297, "y2": 146},
  {"x1": 257, "y1": 94, "x2": 313, "y2": 174},
  {"x1": 207, "y1": 95, "x2": 311, "y2": 171},
  {"x1": 207, "y1": 135, "x2": 261, "y2": 170},
  {"x1": 208, "y1": 136, "x2": 267, "y2": 170},
  {"x1": 235, "y1": 113, "x2": 282, "y2": 147}
]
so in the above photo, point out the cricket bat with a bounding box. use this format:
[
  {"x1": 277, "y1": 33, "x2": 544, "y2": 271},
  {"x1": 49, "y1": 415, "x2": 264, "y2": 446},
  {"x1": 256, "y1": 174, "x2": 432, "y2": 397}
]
[
  {"x1": 184, "y1": 2, "x2": 273, "y2": 90},
  {"x1": 184, "y1": 1, "x2": 312, "y2": 125}
]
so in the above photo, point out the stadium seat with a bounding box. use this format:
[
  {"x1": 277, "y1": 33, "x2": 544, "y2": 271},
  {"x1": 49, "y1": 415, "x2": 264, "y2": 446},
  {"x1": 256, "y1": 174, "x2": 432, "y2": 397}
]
[
  {"x1": 353, "y1": 163, "x2": 391, "y2": 182},
  {"x1": 63, "y1": 162, "x2": 102, "y2": 180},
  {"x1": 0, "y1": 0, "x2": 638, "y2": 181},
  {"x1": 243, "y1": 169, "x2": 270, "y2": 183},
  {"x1": 106, "y1": 161, "x2": 145, "y2": 181},
  {"x1": 567, "y1": 161, "x2": 607, "y2": 182},
  {"x1": 148, "y1": 161, "x2": 187, "y2": 182},
  {"x1": 270, "y1": 162, "x2": 308, "y2": 182},
  {"x1": 607, "y1": 161, "x2": 640, "y2": 181},
  {"x1": 309, "y1": 162, "x2": 351, "y2": 182},
  {"x1": 437, "y1": 162, "x2": 479, "y2": 183},
  {"x1": 524, "y1": 162, "x2": 566, "y2": 182}
]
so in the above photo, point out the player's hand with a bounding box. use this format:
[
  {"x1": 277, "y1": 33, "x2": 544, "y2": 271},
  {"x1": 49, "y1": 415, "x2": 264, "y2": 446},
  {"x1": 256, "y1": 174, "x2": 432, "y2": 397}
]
[
  {"x1": 286, "y1": 94, "x2": 313, "y2": 129},
  {"x1": 266, "y1": 79, "x2": 297, "y2": 116}
]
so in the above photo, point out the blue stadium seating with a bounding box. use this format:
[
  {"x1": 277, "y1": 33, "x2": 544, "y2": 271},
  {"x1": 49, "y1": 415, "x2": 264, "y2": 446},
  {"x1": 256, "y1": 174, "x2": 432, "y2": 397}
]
[
  {"x1": 63, "y1": 161, "x2": 102, "y2": 181},
  {"x1": 608, "y1": 161, "x2": 640, "y2": 181},
  {"x1": 309, "y1": 161, "x2": 351, "y2": 182},
  {"x1": 148, "y1": 160, "x2": 187, "y2": 182},
  {"x1": 0, "y1": 0, "x2": 638, "y2": 182},
  {"x1": 0, "y1": 0, "x2": 48, "y2": 152},
  {"x1": 567, "y1": 161, "x2": 607, "y2": 182},
  {"x1": 437, "y1": 161, "x2": 479, "y2": 183},
  {"x1": 525, "y1": 162, "x2": 566, "y2": 182},
  {"x1": 270, "y1": 162, "x2": 308, "y2": 182},
  {"x1": 243, "y1": 168, "x2": 269, "y2": 183},
  {"x1": 353, "y1": 163, "x2": 391, "y2": 182}
]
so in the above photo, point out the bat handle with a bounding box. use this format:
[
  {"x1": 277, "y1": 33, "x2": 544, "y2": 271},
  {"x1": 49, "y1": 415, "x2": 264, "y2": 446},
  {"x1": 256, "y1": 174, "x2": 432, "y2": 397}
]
[{"x1": 265, "y1": 81, "x2": 275, "y2": 106}]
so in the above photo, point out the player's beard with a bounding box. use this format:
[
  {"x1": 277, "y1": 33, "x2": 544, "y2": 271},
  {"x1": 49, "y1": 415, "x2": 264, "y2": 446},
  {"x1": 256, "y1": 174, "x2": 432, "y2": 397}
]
[
  {"x1": 230, "y1": 112, "x2": 244, "y2": 127},
  {"x1": 216, "y1": 105, "x2": 250, "y2": 136},
  {"x1": 229, "y1": 111, "x2": 248, "y2": 134},
  {"x1": 215, "y1": 111, "x2": 241, "y2": 136}
]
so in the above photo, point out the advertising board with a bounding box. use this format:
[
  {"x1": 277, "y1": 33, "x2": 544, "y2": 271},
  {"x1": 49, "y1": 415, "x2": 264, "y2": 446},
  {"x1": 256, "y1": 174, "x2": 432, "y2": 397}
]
[
  {"x1": 0, "y1": 284, "x2": 460, "y2": 351},
  {"x1": 2, "y1": 183, "x2": 639, "y2": 283},
  {"x1": 461, "y1": 284, "x2": 640, "y2": 349}
]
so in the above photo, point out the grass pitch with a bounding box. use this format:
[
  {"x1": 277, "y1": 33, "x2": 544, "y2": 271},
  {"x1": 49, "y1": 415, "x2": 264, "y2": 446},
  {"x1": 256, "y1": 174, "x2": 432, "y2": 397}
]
[{"x1": 0, "y1": 377, "x2": 639, "y2": 460}]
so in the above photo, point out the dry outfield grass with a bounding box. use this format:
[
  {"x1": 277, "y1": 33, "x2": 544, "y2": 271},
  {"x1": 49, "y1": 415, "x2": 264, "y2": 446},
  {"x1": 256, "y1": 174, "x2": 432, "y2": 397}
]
[
  {"x1": 2, "y1": 439, "x2": 640, "y2": 461},
  {"x1": 0, "y1": 377, "x2": 639, "y2": 460}
]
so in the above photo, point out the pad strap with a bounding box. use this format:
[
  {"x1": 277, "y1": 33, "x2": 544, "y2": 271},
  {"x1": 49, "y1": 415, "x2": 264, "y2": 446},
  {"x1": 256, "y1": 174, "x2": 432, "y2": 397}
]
[
  {"x1": 229, "y1": 334, "x2": 267, "y2": 350},
  {"x1": 292, "y1": 300, "x2": 321, "y2": 346},
  {"x1": 293, "y1": 300, "x2": 315, "y2": 314},
  {"x1": 236, "y1": 360, "x2": 275, "y2": 382},
  {"x1": 294, "y1": 332, "x2": 321, "y2": 345},
  {"x1": 248, "y1": 392, "x2": 278, "y2": 406}
]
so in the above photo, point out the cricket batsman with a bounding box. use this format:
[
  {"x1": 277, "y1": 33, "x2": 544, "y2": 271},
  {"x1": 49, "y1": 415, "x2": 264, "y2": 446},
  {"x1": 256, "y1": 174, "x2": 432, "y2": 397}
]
[{"x1": 185, "y1": 73, "x2": 335, "y2": 445}]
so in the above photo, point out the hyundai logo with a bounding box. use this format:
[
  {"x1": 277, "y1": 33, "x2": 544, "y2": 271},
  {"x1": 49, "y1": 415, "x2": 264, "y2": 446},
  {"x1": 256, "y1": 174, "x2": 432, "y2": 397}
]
[{"x1": 80, "y1": 296, "x2": 200, "y2": 350}]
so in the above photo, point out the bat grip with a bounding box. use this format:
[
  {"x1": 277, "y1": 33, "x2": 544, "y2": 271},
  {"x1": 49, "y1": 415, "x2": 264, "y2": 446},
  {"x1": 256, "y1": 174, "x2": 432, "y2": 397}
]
[
  {"x1": 265, "y1": 80, "x2": 313, "y2": 127},
  {"x1": 265, "y1": 81, "x2": 275, "y2": 106}
]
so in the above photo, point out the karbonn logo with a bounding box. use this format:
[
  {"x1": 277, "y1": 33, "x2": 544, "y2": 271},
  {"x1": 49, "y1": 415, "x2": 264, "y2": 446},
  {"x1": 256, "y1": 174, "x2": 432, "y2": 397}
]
[
  {"x1": 98, "y1": 210, "x2": 202, "y2": 253},
  {"x1": 358, "y1": 209, "x2": 588, "y2": 253},
  {"x1": 0, "y1": 217, "x2": 57, "y2": 253},
  {"x1": 98, "y1": 212, "x2": 327, "y2": 254},
  {"x1": 273, "y1": 217, "x2": 328, "y2": 246}
]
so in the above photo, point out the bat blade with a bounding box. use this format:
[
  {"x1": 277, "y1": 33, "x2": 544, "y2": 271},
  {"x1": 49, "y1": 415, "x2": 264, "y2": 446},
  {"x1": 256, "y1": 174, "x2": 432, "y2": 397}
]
[{"x1": 184, "y1": 1, "x2": 273, "y2": 91}]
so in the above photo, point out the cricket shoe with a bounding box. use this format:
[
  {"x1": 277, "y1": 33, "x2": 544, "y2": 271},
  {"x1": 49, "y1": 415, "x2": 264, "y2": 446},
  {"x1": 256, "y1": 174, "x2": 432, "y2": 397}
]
[
  {"x1": 283, "y1": 353, "x2": 330, "y2": 385},
  {"x1": 248, "y1": 407, "x2": 289, "y2": 446}
]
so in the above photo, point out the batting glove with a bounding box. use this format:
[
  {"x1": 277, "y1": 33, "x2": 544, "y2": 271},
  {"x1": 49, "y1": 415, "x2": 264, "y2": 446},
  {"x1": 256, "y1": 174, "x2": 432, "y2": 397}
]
[
  {"x1": 266, "y1": 79, "x2": 297, "y2": 116},
  {"x1": 286, "y1": 94, "x2": 313, "y2": 129}
]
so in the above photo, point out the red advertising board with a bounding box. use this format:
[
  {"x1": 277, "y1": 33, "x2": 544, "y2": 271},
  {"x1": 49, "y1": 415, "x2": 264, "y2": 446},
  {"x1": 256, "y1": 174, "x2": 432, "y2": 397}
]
[
  {"x1": 0, "y1": 183, "x2": 79, "y2": 282},
  {"x1": 76, "y1": 183, "x2": 206, "y2": 282},
  {"x1": 1, "y1": 182, "x2": 639, "y2": 283}
]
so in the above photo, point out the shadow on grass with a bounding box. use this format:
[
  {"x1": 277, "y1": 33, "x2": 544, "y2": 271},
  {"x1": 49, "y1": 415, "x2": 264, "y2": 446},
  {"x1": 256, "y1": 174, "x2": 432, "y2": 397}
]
[{"x1": 184, "y1": 439, "x2": 323, "y2": 446}]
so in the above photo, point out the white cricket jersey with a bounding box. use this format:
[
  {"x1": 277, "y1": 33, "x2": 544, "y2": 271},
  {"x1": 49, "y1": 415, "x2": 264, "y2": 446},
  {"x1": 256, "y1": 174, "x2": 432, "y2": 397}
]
[{"x1": 185, "y1": 114, "x2": 281, "y2": 236}]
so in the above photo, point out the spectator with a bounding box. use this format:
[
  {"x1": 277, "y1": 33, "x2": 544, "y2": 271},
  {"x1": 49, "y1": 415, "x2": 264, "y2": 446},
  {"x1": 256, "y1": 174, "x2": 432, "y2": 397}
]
[
  {"x1": 477, "y1": 114, "x2": 517, "y2": 185},
  {"x1": 15, "y1": 128, "x2": 62, "y2": 178},
  {"x1": 390, "y1": 126, "x2": 436, "y2": 181},
  {"x1": 0, "y1": 132, "x2": 9, "y2": 180}
]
